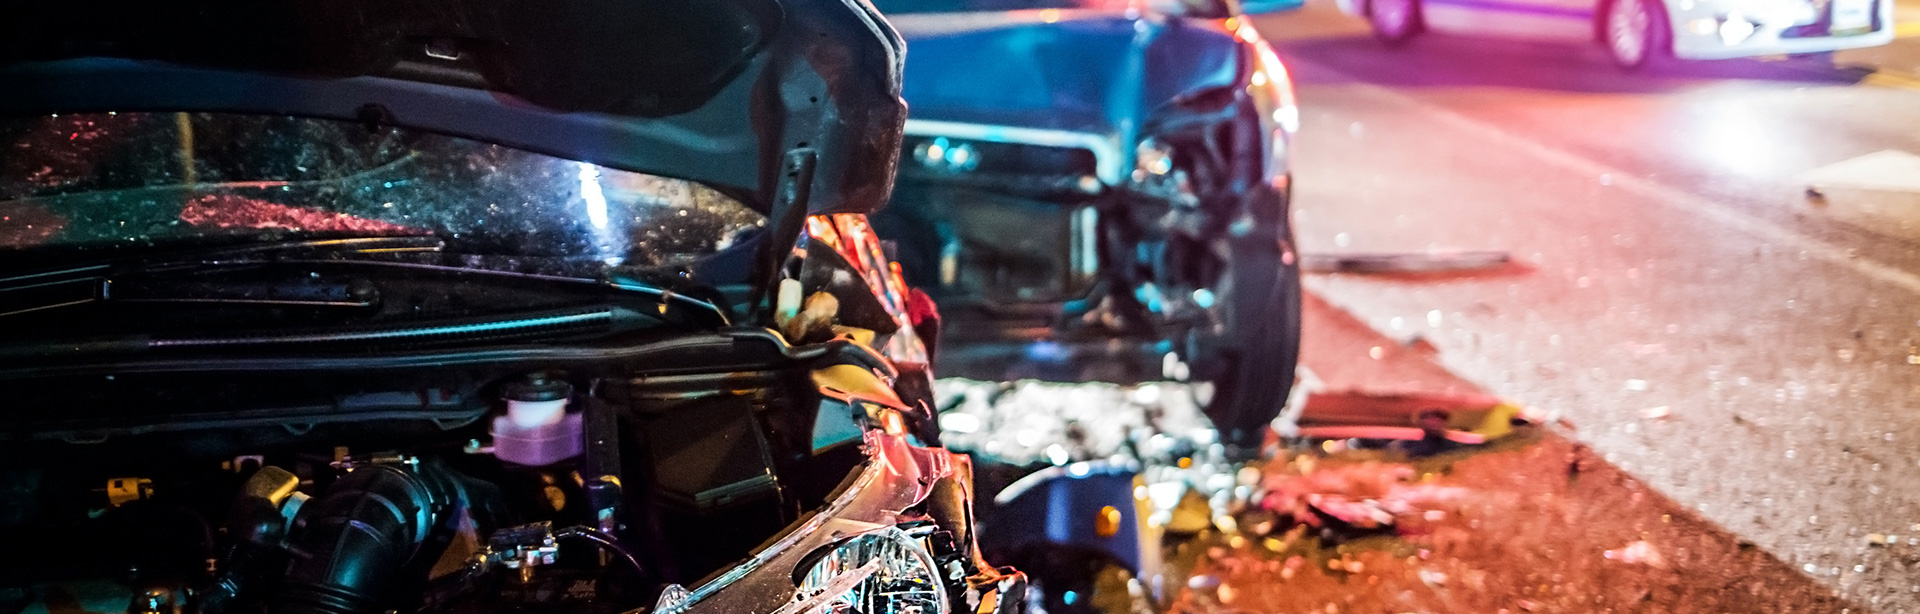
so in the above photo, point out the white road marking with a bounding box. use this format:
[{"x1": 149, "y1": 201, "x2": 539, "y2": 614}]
[
  {"x1": 1798, "y1": 149, "x2": 1920, "y2": 240},
  {"x1": 1799, "y1": 149, "x2": 1920, "y2": 192},
  {"x1": 1286, "y1": 55, "x2": 1920, "y2": 295}
]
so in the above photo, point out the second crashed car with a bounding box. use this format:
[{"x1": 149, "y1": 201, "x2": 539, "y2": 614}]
[{"x1": 870, "y1": 0, "x2": 1305, "y2": 455}]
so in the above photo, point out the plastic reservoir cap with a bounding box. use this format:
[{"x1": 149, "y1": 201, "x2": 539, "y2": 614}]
[
  {"x1": 502, "y1": 372, "x2": 572, "y2": 403},
  {"x1": 502, "y1": 373, "x2": 573, "y2": 430}
]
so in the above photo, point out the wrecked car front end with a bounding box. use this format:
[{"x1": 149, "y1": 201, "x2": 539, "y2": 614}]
[
  {"x1": 0, "y1": 1, "x2": 1020, "y2": 613},
  {"x1": 871, "y1": 4, "x2": 1303, "y2": 451}
]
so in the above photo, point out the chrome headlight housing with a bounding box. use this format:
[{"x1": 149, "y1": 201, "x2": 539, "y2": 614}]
[{"x1": 783, "y1": 528, "x2": 949, "y2": 614}]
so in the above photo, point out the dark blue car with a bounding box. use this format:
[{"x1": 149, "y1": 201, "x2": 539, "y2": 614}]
[
  {"x1": 867, "y1": 0, "x2": 1303, "y2": 609},
  {"x1": 871, "y1": 0, "x2": 1305, "y2": 455}
]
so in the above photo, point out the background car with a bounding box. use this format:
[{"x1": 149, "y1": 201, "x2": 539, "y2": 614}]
[
  {"x1": 1345, "y1": 0, "x2": 1898, "y2": 68},
  {"x1": 0, "y1": 1, "x2": 1020, "y2": 613}
]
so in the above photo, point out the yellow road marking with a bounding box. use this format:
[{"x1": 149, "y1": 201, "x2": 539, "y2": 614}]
[{"x1": 1862, "y1": 69, "x2": 1920, "y2": 90}]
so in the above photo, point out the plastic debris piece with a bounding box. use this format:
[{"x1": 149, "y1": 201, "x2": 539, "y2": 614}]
[
  {"x1": 1603, "y1": 540, "x2": 1667, "y2": 568},
  {"x1": 1306, "y1": 494, "x2": 1396, "y2": 529},
  {"x1": 1166, "y1": 489, "x2": 1215, "y2": 535},
  {"x1": 1640, "y1": 406, "x2": 1671, "y2": 420}
]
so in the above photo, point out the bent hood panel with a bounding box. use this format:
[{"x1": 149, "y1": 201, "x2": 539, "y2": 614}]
[
  {"x1": 0, "y1": 0, "x2": 907, "y2": 216},
  {"x1": 892, "y1": 11, "x2": 1242, "y2": 141}
]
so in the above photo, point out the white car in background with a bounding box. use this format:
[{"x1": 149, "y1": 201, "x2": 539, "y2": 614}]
[{"x1": 1339, "y1": 0, "x2": 1896, "y2": 68}]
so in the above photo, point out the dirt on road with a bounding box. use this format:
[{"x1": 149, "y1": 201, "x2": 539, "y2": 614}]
[
  {"x1": 1152, "y1": 294, "x2": 1870, "y2": 613},
  {"x1": 1163, "y1": 430, "x2": 1864, "y2": 613}
]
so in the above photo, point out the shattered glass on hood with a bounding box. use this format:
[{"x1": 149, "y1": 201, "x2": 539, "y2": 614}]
[{"x1": 0, "y1": 113, "x2": 765, "y2": 270}]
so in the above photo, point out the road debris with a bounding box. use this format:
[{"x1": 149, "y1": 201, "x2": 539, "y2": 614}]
[
  {"x1": 1157, "y1": 435, "x2": 1854, "y2": 613},
  {"x1": 1603, "y1": 540, "x2": 1668, "y2": 568},
  {"x1": 1300, "y1": 251, "x2": 1512, "y2": 274}
]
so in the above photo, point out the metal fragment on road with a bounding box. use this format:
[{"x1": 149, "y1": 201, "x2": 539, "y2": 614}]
[{"x1": 1300, "y1": 250, "x2": 1511, "y2": 274}]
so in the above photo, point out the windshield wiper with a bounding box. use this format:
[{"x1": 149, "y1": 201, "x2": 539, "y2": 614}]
[{"x1": 0, "y1": 236, "x2": 441, "y2": 317}]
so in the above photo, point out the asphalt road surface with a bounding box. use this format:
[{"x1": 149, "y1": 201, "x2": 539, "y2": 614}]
[{"x1": 1250, "y1": 1, "x2": 1920, "y2": 609}]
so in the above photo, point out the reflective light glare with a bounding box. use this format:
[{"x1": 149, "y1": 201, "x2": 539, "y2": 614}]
[
  {"x1": 945, "y1": 142, "x2": 974, "y2": 167},
  {"x1": 577, "y1": 163, "x2": 609, "y2": 230},
  {"x1": 1688, "y1": 17, "x2": 1718, "y2": 34},
  {"x1": 915, "y1": 137, "x2": 978, "y2": 172},
  {"x1": 1691, "y1": 101, "x2": 1773, "y2": 176},
  {"x1": 1719, "y1": 13, "x2": 1756, "y2": 45},
  {"x1": 1273, "y1": 107, "x2": 1301, "y2": 134},
  {"x1": 575, "y1": 162, "x2": 624, "y2": 266},
  {"x1": 1192, "y1": 288, "x2": 1217, "y2": 309},
  {"x1": 938, "y1": 411, "x2": 981, "y2": 434},
  {"x1": 1046, "y1": 444, "x2": 1071, "y2": 466}
]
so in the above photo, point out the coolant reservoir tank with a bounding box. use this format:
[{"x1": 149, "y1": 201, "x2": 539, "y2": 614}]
[{"x1": 492, "y1": 373, "x2": 581, "y2": 466}]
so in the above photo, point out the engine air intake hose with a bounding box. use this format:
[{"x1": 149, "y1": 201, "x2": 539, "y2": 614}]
[{"x1": 272, "y1": 465, "x2": 443, "y2": 614}]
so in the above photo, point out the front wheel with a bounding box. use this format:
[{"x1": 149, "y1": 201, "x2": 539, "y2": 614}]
[
  {"x1": 1602, "y1": 0, "x2": 1667, "y2": 69},
  {"x1": 1368, "y1": 0, "x2": 1423, "y2": 45},
  {"x1": 1201, "y1": 235, "x2": 1302, "y2": 459}
]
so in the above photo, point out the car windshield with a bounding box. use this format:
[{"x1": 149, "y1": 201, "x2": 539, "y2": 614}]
[
  {"x1": 0, "y1": 113, "x2": 766, "y2": 272},
  {"x1": 868, "y1": 0, "x2": 1130, "y2": 13}
]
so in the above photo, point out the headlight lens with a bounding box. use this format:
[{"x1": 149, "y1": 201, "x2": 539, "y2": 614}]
[
  {"x1": 786, "y1": 529, "x2": 949, "y2": 614},
  {"x1": 914, "y1": 137, "x2": 980, "y2": 173},
  {"x1": 1133, "y1": 138, "x2": 1176, "y2": 181}
]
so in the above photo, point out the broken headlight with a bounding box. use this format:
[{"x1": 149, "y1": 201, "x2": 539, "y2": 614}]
[
  {"x1": 786, "y1": 528, "x2": 949, "y2": 614},
  {"x1": 1129, "y1": 138, "x2": 1198, "y2": 207},
  {"x1": 1132, "y1": 137, "x2": 1175, "y2": 181}
]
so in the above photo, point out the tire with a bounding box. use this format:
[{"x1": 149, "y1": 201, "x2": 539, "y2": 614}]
[
  {"x1": 1367, "y1": 0, "x2": 1423, "y2": 45},
  {"x1": 1602, "y1": 0, "x2": 1668, "y2": 69},
  {"x1": 1201, "y1": 232, "x2": 1303, "y2": 460}
]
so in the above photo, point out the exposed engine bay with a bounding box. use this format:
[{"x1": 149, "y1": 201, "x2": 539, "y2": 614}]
[{"x1": 0, "y1": 332, "x2": 990, "y2": 614}]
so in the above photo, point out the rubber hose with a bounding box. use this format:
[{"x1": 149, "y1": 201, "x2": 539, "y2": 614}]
[{"x1": 271, "y1": 465, "x2": 439, "y2": 614}]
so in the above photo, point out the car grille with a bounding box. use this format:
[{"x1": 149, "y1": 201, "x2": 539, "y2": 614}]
[{"x1": 897, "y1": 136, "x2": 1100, "y2": 178}]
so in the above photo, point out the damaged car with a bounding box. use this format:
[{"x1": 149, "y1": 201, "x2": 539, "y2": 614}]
[
  {"x1": 0, "y1": 1, "x2": 1023, "y2": 614},
  {"x1": 870, "y1": 0, "x2": 1305, "y2": 458},
  {"x1": 863, "y1": 0, "x2": 1302, "y2": 610}
]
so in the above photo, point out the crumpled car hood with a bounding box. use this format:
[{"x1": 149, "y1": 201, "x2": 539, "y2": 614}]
[
  {"x1": 890, "y1": 10, "x2": 1244, "y2": 140},
  {"x1": 0, "y1": 0, "x2": 907, "y2": 217}
]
